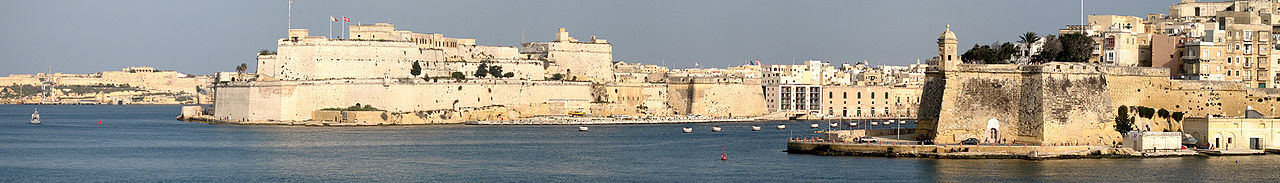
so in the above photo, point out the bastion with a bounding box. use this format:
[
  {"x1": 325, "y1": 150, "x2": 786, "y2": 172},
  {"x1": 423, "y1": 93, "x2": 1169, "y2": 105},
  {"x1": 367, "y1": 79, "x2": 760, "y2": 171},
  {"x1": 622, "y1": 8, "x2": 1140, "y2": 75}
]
[{"x1": 916, "y1": 62, "x2": 1280, "y2": 145}]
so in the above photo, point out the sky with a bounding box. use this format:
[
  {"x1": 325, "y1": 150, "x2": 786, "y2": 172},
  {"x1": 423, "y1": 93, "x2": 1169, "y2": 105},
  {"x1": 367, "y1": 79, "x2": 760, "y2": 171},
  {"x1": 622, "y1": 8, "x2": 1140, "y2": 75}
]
[{"x1": 0, "y1": 0, "x2": 1176, "y2": 75}]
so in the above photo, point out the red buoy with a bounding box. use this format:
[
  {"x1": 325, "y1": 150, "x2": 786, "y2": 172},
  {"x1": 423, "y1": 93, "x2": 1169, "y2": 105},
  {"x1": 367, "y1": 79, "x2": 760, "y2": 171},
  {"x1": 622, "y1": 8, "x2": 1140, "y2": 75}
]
[
  {"x1": 721, "y1": 147, "x2": 727, "y2": 161},
  {"x1": 98, "y1": 120, "x2": 102, "y2": 125}
]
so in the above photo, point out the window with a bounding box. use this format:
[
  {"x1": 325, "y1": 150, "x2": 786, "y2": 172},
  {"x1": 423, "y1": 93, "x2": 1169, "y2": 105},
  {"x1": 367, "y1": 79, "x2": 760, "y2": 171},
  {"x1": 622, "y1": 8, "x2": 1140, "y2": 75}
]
[
  {"x1": 857, "y1": 92, "x2": 862, "y2": 99},
  {"x1": 871, "y1": 92, "x2": 875, "y2": 99},
  {"x1": 843, "y1": 92, "x2": 847, "y2": 99}
]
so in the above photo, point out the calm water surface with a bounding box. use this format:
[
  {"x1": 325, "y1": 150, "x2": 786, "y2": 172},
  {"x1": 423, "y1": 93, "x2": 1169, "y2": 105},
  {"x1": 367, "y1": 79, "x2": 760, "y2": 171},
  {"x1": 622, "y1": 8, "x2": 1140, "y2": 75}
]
[{"x1": 2, "y1": 105, "x2": 1279, "y2": 182}]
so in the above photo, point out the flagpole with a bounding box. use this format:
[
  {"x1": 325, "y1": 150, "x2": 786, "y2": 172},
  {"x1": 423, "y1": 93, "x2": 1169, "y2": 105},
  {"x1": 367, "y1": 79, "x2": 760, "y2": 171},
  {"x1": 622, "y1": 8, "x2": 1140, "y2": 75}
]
[
  {"x1": 329, "y1": 16, "x2": 333, "y2": 39},
  {"x1": 288, "y1": 0, "x2": 293, "y2": 30}
]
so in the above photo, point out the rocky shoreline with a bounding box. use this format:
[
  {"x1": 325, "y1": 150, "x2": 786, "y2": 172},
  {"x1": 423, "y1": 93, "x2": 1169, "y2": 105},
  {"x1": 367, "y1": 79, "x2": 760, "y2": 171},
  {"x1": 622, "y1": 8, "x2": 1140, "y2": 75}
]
[{"x1": 786, "y1": 141, "x2": 1204, "y2": 160}]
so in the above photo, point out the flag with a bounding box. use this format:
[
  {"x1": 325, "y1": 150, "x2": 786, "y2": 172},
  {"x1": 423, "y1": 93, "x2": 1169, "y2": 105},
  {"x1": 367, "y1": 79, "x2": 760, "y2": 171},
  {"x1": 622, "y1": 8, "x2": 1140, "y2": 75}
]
[
  {"x1": 344, "y1": 17, "x2": 350, "y2": 22},
  {"x1": 331, "y1": 16, "x2": 338, "y2": 22},
  {"x1": 754, "y1": 59, "x2": 761, "y2": 66}
]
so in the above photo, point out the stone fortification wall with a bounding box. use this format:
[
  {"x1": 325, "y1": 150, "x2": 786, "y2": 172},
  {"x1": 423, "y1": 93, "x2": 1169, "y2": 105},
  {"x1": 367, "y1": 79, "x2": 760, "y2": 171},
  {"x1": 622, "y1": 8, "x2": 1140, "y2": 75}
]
[
  {"x1": 521, "y1": 42, "x2": 613, "y2": 82},
  {"x1": 214, "y1": 79, "x2": 592, "y2": 121},
  {"x1": 261, "y1": 37, "x2": 523, "y2": 80},
  {"x1": 922, "y1": 62, "x2": 1280, "y2": 145},
  {"x1": 603, "y1": 83, "x2": 671, "y2": 116},
  {"x1": 420, "y1": 60, "x2": 545, "y2": 80},
  {"x1": 925, "y1": 63, "x2": 1123, "y2": 145},
  {"x1": 665, "y1": 82, "x2": 766, "y2": 117}
]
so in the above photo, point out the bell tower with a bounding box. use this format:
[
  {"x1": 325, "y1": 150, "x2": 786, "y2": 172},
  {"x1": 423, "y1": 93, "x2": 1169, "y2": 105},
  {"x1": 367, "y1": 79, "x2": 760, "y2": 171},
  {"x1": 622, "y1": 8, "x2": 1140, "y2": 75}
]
[{"x1": 938, "y1": 24, "x2": 959, "y2": 71}]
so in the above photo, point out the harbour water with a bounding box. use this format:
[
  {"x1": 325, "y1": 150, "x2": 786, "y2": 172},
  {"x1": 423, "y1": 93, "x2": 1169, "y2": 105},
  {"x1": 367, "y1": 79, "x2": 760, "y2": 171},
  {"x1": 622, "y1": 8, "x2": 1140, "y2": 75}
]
[{"x1": 2, "y1": 105, "x2": 1280, "y2": 182}]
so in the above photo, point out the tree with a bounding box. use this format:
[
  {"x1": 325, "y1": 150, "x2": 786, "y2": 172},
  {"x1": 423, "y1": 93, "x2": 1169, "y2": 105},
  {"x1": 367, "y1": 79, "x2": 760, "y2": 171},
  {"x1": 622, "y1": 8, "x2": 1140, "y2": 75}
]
[
  {"x1": 1018, "y1": 32, "x2": 1040, "y2": 57},
  {"x1": 1171, "y1": 112, "x2": 1185, "y2": 122},
  {"x1": 503, "y1": 72, "x2": 514, "y2": 78},
  {"x1": 235, "y1": 63, "x2": 248, "y2": 81},
  {"x1": 257, "y1": 49, "x2": 276, "y2": 55},
  {"x1": 474, "y1": 63, "x2": 489, "y2": 78},
  {"x1": 1115, "y1": 106, "x2": 1134, "y2": 134},
  {"x1": 235, "y1": 63, "x2": 248, "y2": 74},
  {"x1": 422, "y1": 73, "x2": 431, "y2": 82},
  {"x1": 451, "y1": 72, "x2": 466, "y2": 80},
  {"x1": 410, "y1": 61, "x2": 422, "y2": 77},
  {"x1": 1157, "y1": 108, "x2": 1170, "y2": 119},
  {"x1": 1032, "y1": 35, "x2": 1061, "y2": 63},
  {"x1": 488, "y1": 65, "x2": 504, "y2": 78},
  {"x1": 550, "y1": 73, "x2": 564, "y2": 80},
  {"x1": 1058, "y1": 33, "x2": 1094, "y2": 62},
  {"x1": 961, "y1": 42, "x2": 1016, "y2": 64}
]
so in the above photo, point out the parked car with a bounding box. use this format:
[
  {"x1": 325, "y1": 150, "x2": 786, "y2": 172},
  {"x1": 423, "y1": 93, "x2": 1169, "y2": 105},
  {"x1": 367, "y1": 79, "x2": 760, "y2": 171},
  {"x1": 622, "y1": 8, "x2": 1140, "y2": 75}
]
[
  {"x1": 920, "y1": 139, "x2": 935, "y2": 145},
  {"x1": 961, "y1": 138, "x2": 980, "y2": 145},
  {"x1": 857, "y1": 137, "x2": 878, "y2": 143}
]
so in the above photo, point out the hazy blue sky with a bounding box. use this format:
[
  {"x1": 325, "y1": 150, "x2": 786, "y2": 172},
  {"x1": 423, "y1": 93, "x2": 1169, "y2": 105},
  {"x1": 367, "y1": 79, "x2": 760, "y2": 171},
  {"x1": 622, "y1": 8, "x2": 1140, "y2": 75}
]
[{"x1": 0, "y1": 0, "x2": 1175, "y2": 75}]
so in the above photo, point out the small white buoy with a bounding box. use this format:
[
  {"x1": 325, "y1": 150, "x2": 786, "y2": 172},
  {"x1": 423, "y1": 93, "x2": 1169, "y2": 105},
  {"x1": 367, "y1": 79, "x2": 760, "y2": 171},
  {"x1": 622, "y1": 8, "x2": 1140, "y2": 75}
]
[
  {"x1": 578, "y1": 126, "x2": 589, "y2": 131},
  {"x1": 752, "y1": 126, "x2": 761, "y2": 131},
  {"x1": 777, "y1": 124, "x2": 786, "y2": 130},
  {"x1": 683, "y1": 127, "x2": 693, "y2": 133},
  {"x1": 712, "y1": 126, "x2": 722, "y2": 132},
  {"x1": 810, "y1": 123, "x2": 819, "y2": 128}
]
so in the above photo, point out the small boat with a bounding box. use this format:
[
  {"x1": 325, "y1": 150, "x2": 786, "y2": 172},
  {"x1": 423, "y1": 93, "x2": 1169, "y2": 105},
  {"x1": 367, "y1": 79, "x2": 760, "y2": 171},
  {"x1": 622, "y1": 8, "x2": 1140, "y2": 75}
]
[
  {"x1": 683, "y1": 127, "x2": 693, "y2": 133},
  {"x1": 712, "y1": 126, "x2": 722, "y2": 132},
  {"x1": 751, "y1": 126, "x2": 761, "y2": 131},
  {"x1": 810, "y1": 123, "x2": 819, "y2": 128},
  {"x1": 30, "y1": 109, "x2": 40, "y2": 124},
  {"x1": 829, "y1": 122, "x2": 838, "y2": 128},
  {"x1": 578, "y1": 126, "x2": 589, "y2": 131},
  {"x1": 849, "y1": 122, "x2": 858, "y2": 127},
  {"x1": 871, "y1": 122, "x2": 879, "y2": 126},
  {"x1": 777, "y1": 124, "x2": 786, "y2": 130}
]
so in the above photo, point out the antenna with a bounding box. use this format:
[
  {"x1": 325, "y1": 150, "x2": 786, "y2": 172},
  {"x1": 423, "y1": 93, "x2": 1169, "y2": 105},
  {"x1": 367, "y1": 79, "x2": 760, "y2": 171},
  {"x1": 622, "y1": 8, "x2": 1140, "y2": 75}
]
[{"x1": 521, "y1": 27, "x2": 526, "y2": 43}]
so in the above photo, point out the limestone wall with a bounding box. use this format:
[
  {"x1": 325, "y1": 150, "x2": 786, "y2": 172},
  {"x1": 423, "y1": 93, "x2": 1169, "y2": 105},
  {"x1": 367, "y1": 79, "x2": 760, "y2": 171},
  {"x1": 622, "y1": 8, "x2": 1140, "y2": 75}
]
[
  {"x1": 262, "y1": 38, "x2": 524, "y2": 80},
  {"x1": 603, "y1": 83, "x2": 671, "y2": 116},
  {"x1": 521, "y1": 42, "x2": 613, "y2": 82},
  {"x1": 214, "y1": 79, "x2": 592, "y2": 121},
  {"x1": 666, "y1": 82, "x2": 766, "y2": 117}
]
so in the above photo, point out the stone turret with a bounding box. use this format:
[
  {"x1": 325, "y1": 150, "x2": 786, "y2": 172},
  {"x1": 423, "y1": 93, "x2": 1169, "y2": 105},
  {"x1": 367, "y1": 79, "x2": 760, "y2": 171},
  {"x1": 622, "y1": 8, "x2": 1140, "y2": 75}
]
[{"x1": 938, "y1": 24, "x2": 959, "y2": 71}]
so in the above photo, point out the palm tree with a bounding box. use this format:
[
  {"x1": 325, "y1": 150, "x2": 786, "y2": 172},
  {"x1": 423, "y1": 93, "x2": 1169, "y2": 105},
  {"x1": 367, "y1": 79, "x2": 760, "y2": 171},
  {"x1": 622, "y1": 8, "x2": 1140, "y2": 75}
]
[
  {"x1": 1018, "y1": 32, "x2": 1040, "y2": 58},
  {"x1": 235, "y1": 63, "x2": 248, "y2": 81}
]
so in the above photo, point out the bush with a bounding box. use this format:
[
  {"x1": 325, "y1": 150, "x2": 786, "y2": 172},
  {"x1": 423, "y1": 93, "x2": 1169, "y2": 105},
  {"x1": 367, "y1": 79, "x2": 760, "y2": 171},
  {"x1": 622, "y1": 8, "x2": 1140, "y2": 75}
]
[
  {"x1": 1137, "y1": 106, "x2": 1155, "y2": 119},
  {"x1": 451, "y1": 72, "x2": 466, "y2": 80},
  {"x1": 550, "y1": 73, "x2": 564, "y2": 80},
  {"x1": 321, "y1": 104, "x2": 382, "y2": 111},
  {"x1": 474, "y1": 63, "x2": 489, "y2": 78},
  {"x1": 258, "y1": 49, "x2": 277, "y2": 55},
  {"x1": 1157, "y1": 108, "x2": 1169, "y2": 119},
  {"x1": 1171, "y1": 112, "x2": 1185, "y2": 122},
  {"x1": 503, "y1": 72, "x2": 514, "y2": 78}
]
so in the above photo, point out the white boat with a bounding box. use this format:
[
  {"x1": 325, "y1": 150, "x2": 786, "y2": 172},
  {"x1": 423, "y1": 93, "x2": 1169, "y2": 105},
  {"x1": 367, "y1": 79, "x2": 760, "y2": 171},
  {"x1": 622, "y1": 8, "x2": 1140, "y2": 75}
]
[
  {"x1": 777, "y1": 124, "x2": 786, "y2": 130},
  {"x1": 810, "y1": 123, "x2": 819, "y2": 128},
  {"x1": 30, "y1": 109, "x2": 40, "y2": 124},
  {"x1": 829, "y1": 122, "x2": 838, "y2": 128},
  {"x1": 578, "y1": 126, "x2": 589, "y2": 131},
  {"x1": 751, "y1": 126, "x2": 761, "y2": 131},
  {"x1": 683, "y1": 127, "x2": 693, "y2": 133},
  {"x1": 712, "y1": 126, "x2": 722, "y2": 132}
]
